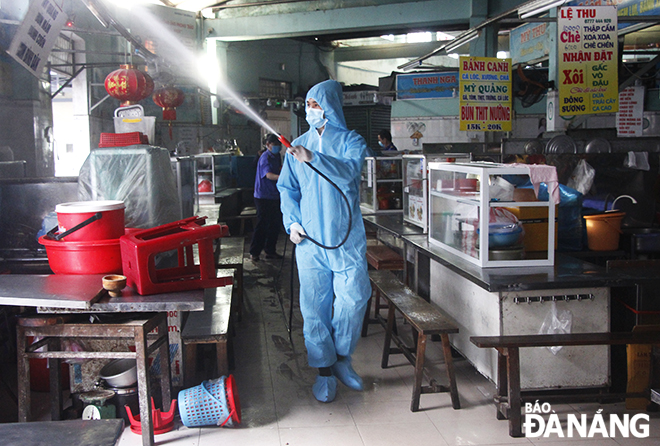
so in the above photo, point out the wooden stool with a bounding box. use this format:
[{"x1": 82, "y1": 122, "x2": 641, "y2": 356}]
[{"x1": 17, "y1": 313, "x2": 171, "y2": 446}]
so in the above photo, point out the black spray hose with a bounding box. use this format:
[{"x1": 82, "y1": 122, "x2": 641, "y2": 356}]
[{"x1": 278, "y1": 134, "x2": 352, "y2": 250}]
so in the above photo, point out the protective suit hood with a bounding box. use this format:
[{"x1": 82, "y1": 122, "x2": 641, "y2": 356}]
[{"x1": 306, "y1": 80, "x2": 347, "y2": 131}]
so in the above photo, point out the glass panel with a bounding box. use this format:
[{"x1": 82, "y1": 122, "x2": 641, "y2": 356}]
[
  {"x1": 376, "y1": 159, "x2": 400, "y2": 179},
  {"x1": 376, "y1": 181, "x2": 402, "y2": 211},
  {"x1": 430, "y1": 193, "x2": 480, "y2": 259},
  {"x1": 405, "y1": 158, "x2": 424, "y2": 195},
  {"x1": 360, "y1": 180, "x2": 373, "y2": 210},
  {"x1": 486, "y1": 172, "x2": 530, "y2": 202}
]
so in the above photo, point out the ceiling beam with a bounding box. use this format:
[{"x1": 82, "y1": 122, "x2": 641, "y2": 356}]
[{"x1": 204, "y1": 0, "x2": 471, "y2": 42}]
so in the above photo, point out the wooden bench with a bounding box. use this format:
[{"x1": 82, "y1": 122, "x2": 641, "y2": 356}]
[
  {"x1": 181, "y1": 282, "x2": 234, "y2": 388},
  {"x1": 366, "y1": 244, "x2": 404, "y2": 270},
  {"x1": 221, "y1": 206, "x2": 257, "y2": 236},
  {"x1": 362, "y1": 244, "x2": 404, "y2": 337},
  {"x1": 215, "y1": 236, "x2": 245, "y2": 320},
  {"x1": 369, "y1": 270, "x2": 461, "y2": 412},
  {"x1": 470, "y1": 331, "x2": 660, "y2": 437}
]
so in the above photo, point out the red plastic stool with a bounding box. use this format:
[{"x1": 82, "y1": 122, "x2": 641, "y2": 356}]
[
  {"x1": 126, "y1": 398, "x2": 177, "y2": 435},
  {"x1": 120, "y1": 216, "x2": 232, "y2": 295}
]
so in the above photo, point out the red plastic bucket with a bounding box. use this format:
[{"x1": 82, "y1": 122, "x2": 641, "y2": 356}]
[
  {"x1": 55, "y1": 200, "x2": 125, "y2": 241},
  {"x1": 39, "y1": 235, "x2": 122, "y2": 275}
]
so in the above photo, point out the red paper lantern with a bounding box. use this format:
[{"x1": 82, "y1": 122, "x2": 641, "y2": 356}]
[
  {"x1": 152, "y1": 87, "x2": 185, "y2": 121},
  {"x1": 104, "y1": 64, "x2": 154, "y2": 107}
]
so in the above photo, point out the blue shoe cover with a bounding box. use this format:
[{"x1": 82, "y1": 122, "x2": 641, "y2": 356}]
[
  {"x1": 313, "y1": 375, "x2": 337, "y2": 402},
  {"x1": 331, "y1": 358, "x2": 363, "y2": 391}
]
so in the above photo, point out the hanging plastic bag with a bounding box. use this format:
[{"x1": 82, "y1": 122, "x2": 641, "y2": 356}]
[
  {"x1": 566, "y1": 159, "x2": 595, "y2": 196},
  {"x1": 489, "y1": 176, "x2": 515, "y2": 201},
  {"x1": 539, "y1": 302, "x2": 573, "y2": 355},
  {"x1": 624, "y1": 151, "x2": 650, "y2": 171}
]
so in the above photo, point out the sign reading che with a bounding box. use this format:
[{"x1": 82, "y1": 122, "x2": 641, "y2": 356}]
[{"x1": 557, "y1": 6, "x2": 618, "y2": 116}]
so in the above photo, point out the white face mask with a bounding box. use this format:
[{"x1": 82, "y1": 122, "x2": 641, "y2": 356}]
[{"x1": 306, "y1": 107, "x2": 327, "y2": 129}]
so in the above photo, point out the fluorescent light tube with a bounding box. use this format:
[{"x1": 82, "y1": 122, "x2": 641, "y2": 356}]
[
  {"x1": 519, "y1": 0, "x2": 567, "y2": 19},
  {"x1": 445, "y1": 30, "x2": 479, "y2": 53}
]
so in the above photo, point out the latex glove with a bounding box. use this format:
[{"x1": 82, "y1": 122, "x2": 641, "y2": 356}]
[
  {"x1": 287, "y1": 145, "x2": 313, "y2": 163},
  {"x1": 289, "y1": 222, "x2": 306, "y2": 244}
]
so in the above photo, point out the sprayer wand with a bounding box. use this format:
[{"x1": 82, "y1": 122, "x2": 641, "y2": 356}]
[{"x1": 277, "y1": 134, "x2": 352, "y2": 250}]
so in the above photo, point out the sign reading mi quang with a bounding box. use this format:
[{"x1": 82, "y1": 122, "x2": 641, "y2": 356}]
[
  {"x1": 459, "y1": 57, "x2": 512, "y2": 131},
  {"x1": 557, "y1": 5, "x2": 618, "y2": 116}
]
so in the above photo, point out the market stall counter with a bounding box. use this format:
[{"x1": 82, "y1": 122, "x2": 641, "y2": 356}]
[
  {"x1": 0, "y1": 274, "x2": 208, "y2": 446},
  {"x1": 401, "y1": 233, "x2": 644, "y2": 392},
  {"x1": 362, "y1": 214, "x2": 650, "y2": 392}
]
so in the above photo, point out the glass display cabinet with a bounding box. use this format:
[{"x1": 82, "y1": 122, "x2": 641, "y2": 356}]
[
  {"x1": 360, "y1": 156, "x2": 403, "y2": 214},
  {"x1": 403, "y1": 153, "x2": 471, "y2": 233},
  {"x1": 428, "y1": 162, "x2": 556, "y2": 267},
  {"x1": 195, "y1": 153, "x2": 232, "y2": 197}
]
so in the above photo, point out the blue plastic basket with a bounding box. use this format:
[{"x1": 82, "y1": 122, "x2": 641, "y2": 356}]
[{"x1": 178, "y1": 375, "x2": 241, "y2": 427}]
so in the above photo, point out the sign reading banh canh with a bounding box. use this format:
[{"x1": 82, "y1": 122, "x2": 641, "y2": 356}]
[
  {"x1": 459, "y1": 57, "x2": 512, "y2": 131},
  {"x1": 557, "y1": 6, "x2": 618, "y2": 116}
]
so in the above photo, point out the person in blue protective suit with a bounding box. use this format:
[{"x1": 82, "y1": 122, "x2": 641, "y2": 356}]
[
  {"x1": 249, "y1": 134, "x2": 283, "y2": 262},
  {"x1": 277, "y1": 80, "x2": 372, "y2": 403}
]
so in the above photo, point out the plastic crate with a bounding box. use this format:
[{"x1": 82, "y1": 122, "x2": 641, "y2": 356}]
[{"x1": 99, "y1": 132, "x2": 149, "y2": 148}]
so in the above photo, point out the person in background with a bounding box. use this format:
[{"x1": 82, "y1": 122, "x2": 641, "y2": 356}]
[
  {"x1": 278, "y1": 80, "x2": 371, "y2": 403},
  {"x1": 249, "y1": 134, "x2": 283, "y2": 262},
  {"x1": 377, "y1": 129, "x2": 397, "y2": 152}
]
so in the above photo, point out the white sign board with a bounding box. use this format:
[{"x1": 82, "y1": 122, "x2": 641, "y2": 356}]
[
  {"x1": 616, "y1": 86, "x2": 645, "y2": 137},
  {"x1": 8, "y1": 0, "x2": 67, "y2": 78}
]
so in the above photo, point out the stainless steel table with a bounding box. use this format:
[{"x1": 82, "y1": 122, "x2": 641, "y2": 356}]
[{"x1": 0, "y1": 274, "x2": 205, "y2": 313}]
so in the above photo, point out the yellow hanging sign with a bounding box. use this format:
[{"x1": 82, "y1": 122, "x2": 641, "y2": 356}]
[
  {"x1": 557, "y1": 6, "x2": 618, "y2": 116},
  {"x1": 459, "y1": 56, "x2": 512, "y2": 132}
]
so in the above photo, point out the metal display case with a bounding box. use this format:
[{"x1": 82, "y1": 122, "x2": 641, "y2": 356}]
[
  {"x1": 428, "y1": 162, "x2": 556, "y2": 267},
  {"x1": 403, "y1": 153, "x2": 471, "y2": 233},
  {"x1": 359, "y1": 156, "x2": 403, "y2": 214},
  {"x1": 171, "y1": 156, "x2": 198, "y2": 219},
  {"x1": 195, "y1": 153, "x2": 232, "y2": 197}
]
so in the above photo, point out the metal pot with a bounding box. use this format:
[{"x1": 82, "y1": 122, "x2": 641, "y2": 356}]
[{"x1": 99, "y1": 359, "x2": 137, "y2": 388}]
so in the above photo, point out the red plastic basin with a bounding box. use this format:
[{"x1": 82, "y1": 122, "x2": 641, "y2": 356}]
[{"x1": 39, "y1": 235, "x2": 122, "y2": 275}]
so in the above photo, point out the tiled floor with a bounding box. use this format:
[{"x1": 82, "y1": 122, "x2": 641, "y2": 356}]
[
  {"x1": 112, "y1": 236, "x2": 660, "y2": 446},
  {"x1": 3, "y1": 235, "x2": 660, "y2": 445}
]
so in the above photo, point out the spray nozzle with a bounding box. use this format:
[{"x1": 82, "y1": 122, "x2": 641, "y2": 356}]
[{"x1": 278, "y1": 135, "x2": 292, "y2": 148}]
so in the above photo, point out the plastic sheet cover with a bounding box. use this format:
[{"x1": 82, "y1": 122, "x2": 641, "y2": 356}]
[
  {"x1": 78, "y1": 146, "x2": 181, "y2": 229},
  {"x1": 538, "y1": 183, "x2": 583, "y2": 252}
]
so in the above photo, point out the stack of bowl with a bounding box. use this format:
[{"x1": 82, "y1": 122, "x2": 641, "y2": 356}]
[{"x1": 487, "y1": 222, "x2": 525, "y2": 260}]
